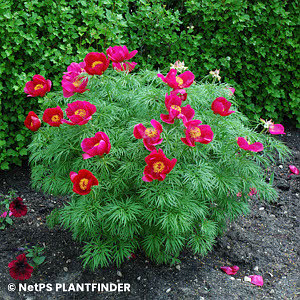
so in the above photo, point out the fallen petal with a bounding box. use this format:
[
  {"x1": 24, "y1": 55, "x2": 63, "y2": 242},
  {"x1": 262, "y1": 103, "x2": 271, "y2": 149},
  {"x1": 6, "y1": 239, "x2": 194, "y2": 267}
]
[
  {"x1": 220, "y1": 265, "x2": 239, "y2": 275},
  {"x1": 249, "y1": 275, "x2": 264, "y2": 286}
]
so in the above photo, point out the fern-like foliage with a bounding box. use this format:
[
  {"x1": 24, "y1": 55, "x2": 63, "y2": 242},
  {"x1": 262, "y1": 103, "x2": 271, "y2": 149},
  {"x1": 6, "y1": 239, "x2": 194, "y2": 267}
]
[{"x1": 28, "y1": 69, "x2": 290, "y2": 269}]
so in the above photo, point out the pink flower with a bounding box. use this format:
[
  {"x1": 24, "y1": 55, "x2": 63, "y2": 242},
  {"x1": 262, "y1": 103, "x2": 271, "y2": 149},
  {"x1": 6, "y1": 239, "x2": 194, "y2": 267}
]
[
  {"x1": 0, "y1": 211, "x2": 13, "y2": 218},
  {"x1": 249, "y1": 275, "x2": 264, "y2": 286},
  {"x1": 106, "y1": 45, "x2": 138, "y2": 63},
  {"x1": 220, "y1": 266, "x2": 239, "y2": 275},
  {"x1": 62, "y1": 101, "x2": 96, "y2": 126},
  {"x1": 160, "y1": 93, "x2": 194, "y2": 124},
  {"x1": 142, "y1": 149, "x2": 177, "y2": 182},
  {"x1": 133, "y1": 119, "x2": 163, "y2": 151},
  {"x1": 289, "y1": 165, "x2": 299, "y2": 175},
  {"x1": 81, "y1": 132, "x2": 111, "y2": 160},
  {"x1": 170, "y1": 89, "x2": 187, "y2": 101},
  {"x1": 268, "y1": 124, "x2": 285, "y2": 135},
  {"x1": 211, "y1": 97, "x2": 235, "y2": 116},
  {"x1": 63, "y1": 62, "x2": 86, "y2": 77},
  {"x1": 181, "y1": 120, "x2": 214, "y2": 146},
  {"x1": 62, "y1": 73, "x2": 89, "y2": 98},
  {"x1": 237, "y1": 137, "x2": 263, "y2": 152},
  {"x1": 24, "y1": 74, "x2": 52, "y2": 97},
  {"x1": 157, "y1": 69, "x2": 195, "y2": 89},
  {"x1": 226, "y1": 86, "x2": 235, "y2": 96},
  {"x1": 84, "y1": 52, "x2": 110, "y2": 76},
  {"x1": 248, "y1": 187, "x2": 257, "y2": 196},
  {"x1": 236, "y1": 192, "x2": 242, "y2": 197},
  {"x1": 112, "y1": 62, "x2": 137, "y2": 72}
]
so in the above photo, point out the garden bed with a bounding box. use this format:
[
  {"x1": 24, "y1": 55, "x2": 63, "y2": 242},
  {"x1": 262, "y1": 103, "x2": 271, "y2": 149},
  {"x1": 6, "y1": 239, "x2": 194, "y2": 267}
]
[{"x1": 0, "y1": 128, "x2": 299, "y2": 300}]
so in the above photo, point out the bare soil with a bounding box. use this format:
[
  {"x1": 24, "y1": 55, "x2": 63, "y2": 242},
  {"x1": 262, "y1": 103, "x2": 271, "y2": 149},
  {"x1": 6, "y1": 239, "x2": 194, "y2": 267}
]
[{"x1": 0, "y1": 129, "x2": 299, "y2": 300}]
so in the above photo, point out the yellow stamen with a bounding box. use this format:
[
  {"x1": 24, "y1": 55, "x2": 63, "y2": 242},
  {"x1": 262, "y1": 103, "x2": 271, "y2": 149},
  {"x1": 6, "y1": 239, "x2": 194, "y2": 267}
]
[
  {"x1": 153, "y1": 161, "x2": 165, "y2": 173},
  {"x1": 92, "y1": 61, "x2": 103, "y2": 68},
  {"x1": 51, "y1": 115, "x2": 60, "y2": 122},
  {"x1": 189, "y1": 127, "x2": 201, "y2": 138},
  {"x1": 94, "y1": 142, "x2": 100, "y2": 147},
  {"x1": 79, "y1": 178, "x2": 89, "y2": 190},
  {"x1": 176, "y1": 76, "x2": 183, "y2": 86},
  {"x1": 170, "y1": 105, "x2": 182, "y2": 113},
  {"x1": 73, "y1": 79, "x2": 82, "y2": 87},
  {"x1": 145, "y1": 128, "x2": 157, "y2": 138},
  {"x1": 75, "y1": 109, "x2": 87, "y2": 118},
  {"x1": 34, "y1": 84, "x2": 44, "y2": 90}
]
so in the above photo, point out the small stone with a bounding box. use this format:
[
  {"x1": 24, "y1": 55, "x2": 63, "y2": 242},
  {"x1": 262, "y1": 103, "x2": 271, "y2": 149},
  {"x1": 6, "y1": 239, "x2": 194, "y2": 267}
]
[
  {"x1": 117, "y1": 271, "x2": 122, "y2": 277},
  {"x1": 194, "y1": 278, "x2": 198, "y2": 282},
  {"x1": 193, "y1": 256, "x2": 197, "y2": 259},
  {"x1": 244, "y1": 276, "x2": 251, "y2": 282},
  {"x1": 63, "y1": 267, "x2": 68, "y2": 272},
  {"x1": 253, "y1": 266, "x2": 259, "y2": 271},
  {"x1": 117, "y1": 279, "x2": 120, "y2": 283},
  {"x1": 230, "y1": 277, "x2": 235, "y2": 280},
  {"x1": 66, "y1": 259, "x2": 71, "y2": 263},
  {"x1": 137, "y1": 276, "x2": 141, "y2": 281},
  {"x1": 227, "y1": 245, "x2": 231, "y2": 249},
  {"x1": 279, "y1": 165, "x2": 283, "y2": 169},
  {"x1": 175, "y1": 265, "x2": 180, "y2": 270},
  {"x1": 237, "y1": 279, "x2": 241, "y2": 281},
  {"x1": 166, "y1": 288, "x2": 171, "y2": 293},
  {"x1": 268, "y1": 272, "x2": 273, "y2": 277},
  {"x1": 270, "y1": 214, "x2": 275, "y2": 218},
  {"x1": 259, "y1": 207, "x2": 265, "y2": 211}
]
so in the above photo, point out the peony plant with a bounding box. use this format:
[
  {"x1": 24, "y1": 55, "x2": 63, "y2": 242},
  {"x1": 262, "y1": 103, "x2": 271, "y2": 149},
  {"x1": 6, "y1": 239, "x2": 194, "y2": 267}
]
[{"x1": 26, "y1": 47, "x2": 290, "y2": 269}]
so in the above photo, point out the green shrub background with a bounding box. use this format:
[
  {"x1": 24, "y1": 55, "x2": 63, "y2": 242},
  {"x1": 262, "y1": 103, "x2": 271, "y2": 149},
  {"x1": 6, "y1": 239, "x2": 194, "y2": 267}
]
[{"x1": 0, "y1": 0, "x2": 298, "y2": 170}]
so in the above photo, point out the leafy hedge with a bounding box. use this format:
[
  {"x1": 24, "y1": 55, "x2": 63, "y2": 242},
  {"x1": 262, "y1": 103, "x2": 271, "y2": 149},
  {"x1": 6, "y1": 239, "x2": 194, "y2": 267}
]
[{"x1": 0, "y1": 0, "x2": 298, "y2": 169}]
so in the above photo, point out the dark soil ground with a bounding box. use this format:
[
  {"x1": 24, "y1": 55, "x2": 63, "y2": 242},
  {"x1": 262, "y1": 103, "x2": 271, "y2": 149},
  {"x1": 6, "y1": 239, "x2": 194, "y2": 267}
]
[{"x1": 0, "y1": 129, "x2": 299, "y2": 300}]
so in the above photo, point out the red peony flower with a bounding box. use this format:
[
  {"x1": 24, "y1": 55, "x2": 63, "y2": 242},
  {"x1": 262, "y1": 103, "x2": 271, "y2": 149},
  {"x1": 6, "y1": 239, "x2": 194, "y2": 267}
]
[
  {"x1": 24, "y1": 111, "x2": 41, "y2": 132},
  {"x1": 62, "y1": 100, "x2": 96, "y2": 126},
  {"x1": 8, "y1": 254, "x2": 33, "y2": 280},
  {"x1": 70, "y1": 169, "x2": 99, "y2": 195},
  {"x1": 142, "y1": 149, "x2": 177, "y2": 182},
  {"x1": 84, "y1": 52, "x2": 110, "y2": 75},
  {"x1": 181, "y1": 120, "x2": 214, "y2": 146},
  {"x1": 211, "y1": 97, "x2": 235, "y2": 116},
  {"x1": 42, "y1": 106, "x2": 64, "y2": 127},
  {"x1": 237, "y1": 137, "x2": 263, "y2": 152},
  {"x1": 81, "y1": 132, "x2": 111, "y2": 160},
  {"x1": 112, "y1": 61, "x2": 137, "y2": 72},
  {"x1": 9, "y1": 197, "x2": 27, "y2": 218},
  {"x1": 62, "y1": 73, "x2": 89, "y2": 98},
  {"x1": 220, "y1": 266, "x2": 239, "y2": 275},
  {"x1": 170, "y1": 89, "x2": 187, "y2": 101},
  {"x1": 160, "y1": 93, "x2": 194, "y2": 124},
  {"x1": 24, "y1": 74, "x2": 52, "y2": 97},
  {"x1": 157, "y1": 69, "x2": 195, "y2": 89},
  {"x1": 133, "y1": 119, "x2": 163, "y2": 151},
  {"x1": 106, "y1": 45, "x2": 138, "y2": 63}
]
